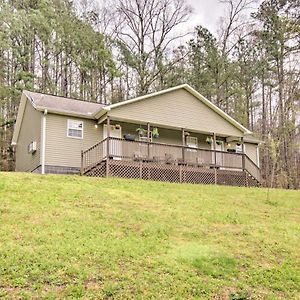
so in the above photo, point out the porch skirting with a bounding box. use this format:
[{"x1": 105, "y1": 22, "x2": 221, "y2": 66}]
[
  {"x1": 31, "y1": 165, "x2": 80, "y2": 174},
  {"x1": 84, "y1": 159, "x2": 259, "y2": 187}
]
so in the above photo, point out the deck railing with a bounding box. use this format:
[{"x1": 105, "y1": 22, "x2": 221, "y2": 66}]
[
  {"x1": 81, "y1": 137, "x2": 260, "y2": 182},
  {"x1": 81, "y1": 138, "x2": 107, "y2": 174}
]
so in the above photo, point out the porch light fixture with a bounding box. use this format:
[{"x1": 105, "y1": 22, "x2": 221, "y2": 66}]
[{"x1": 95, "y1": 124, "x2": 98, "y2": 129}]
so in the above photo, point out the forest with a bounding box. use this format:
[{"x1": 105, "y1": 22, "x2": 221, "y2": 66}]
[{"x1": 0, "y1": 0, "x2": 299, "y2": 188}]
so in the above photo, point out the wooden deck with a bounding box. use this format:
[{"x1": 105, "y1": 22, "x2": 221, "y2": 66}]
[{"x1": 81, "y1": 137, "x2": 260, "y2": 187}]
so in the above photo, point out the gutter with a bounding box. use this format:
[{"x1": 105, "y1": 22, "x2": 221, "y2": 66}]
[{"x1": 35, "y1": 106, "x2": 96, "y2": 119}]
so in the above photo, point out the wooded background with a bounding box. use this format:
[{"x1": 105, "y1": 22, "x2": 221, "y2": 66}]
[{"x1": 0, "y1": 0, "x2": 299, "y2": 188}]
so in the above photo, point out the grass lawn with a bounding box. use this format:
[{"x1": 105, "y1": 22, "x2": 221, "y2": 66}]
[{"x1": 0, "y1": 172, "x2": 299, "y2": 299}]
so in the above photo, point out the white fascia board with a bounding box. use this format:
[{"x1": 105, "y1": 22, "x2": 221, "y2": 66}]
[
  {"x1": 94, "y1": 106, "x2": 111, "y2": 120},
  {"x1": 35, "y1": 106, "x2": 96, "y2": 119},
  {"x1": 183, "y1": 85, "x2": 252, "y2": 135},
  {"x1": 11, "y1": 93, "x2": 28, "y2": 145},
  {"x1": 107, "y1": 84, "x2": 188, "y2": 110}
]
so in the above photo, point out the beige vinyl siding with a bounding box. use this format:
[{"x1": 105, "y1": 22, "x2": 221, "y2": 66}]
[
  {"x1": 115, "y1": 121, "x2": 211, "y2": 149},
  {"x1": 45, "y1": 114, "x2": 102, "y2": 168},
  {"x1": 245, "y1": 142, "x2": 259, "y2": 165},
  {"x1": 15, "y1": 100, "x2": 41, "y2": 172},
  {"x1": 108, "y1": 89, "x2": 243, "y2": 137}
]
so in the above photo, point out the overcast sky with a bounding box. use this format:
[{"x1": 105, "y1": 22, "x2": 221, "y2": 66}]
[
  {"x1": 184, "y1": 0, "x2": 263, "y2": 35},
  {"x1": 94, "y1": 0, "x2": 263, "y2": 43},
  {"x1": 186, "y1": 0, "x2": 226, "y2": 34}
]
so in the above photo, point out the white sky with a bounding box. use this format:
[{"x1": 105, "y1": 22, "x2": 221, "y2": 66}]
[
  {"x1": 171, "y1": 0, "x2": 264, "y2": 46},
  {"x1": 186, "y1": 0, "x2": 226, "y2": 34},
  {"x1": 92, "y1": 0, "x2": 263, "y2": 44}
]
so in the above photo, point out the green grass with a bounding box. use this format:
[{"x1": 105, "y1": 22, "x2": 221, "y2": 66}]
[{"x1": 0, "y1": 172, "x2": 299, "y2": 299}]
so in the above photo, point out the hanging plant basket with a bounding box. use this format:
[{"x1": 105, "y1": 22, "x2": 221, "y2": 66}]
[
  {"x1": 216, "y1": 139, "x2": 223, "y2": 145},
  {"x1": 206, "y1": 136, "x2": 213, "y2": 144},
  {"x1": 152, "y1": 127, "x2": 159, "y2": 138},
  {"x1": 136, "y1": 127, "x2": 147, "y2": 137}
]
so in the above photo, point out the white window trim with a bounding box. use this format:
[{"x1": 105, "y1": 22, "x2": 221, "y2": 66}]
[
  {"x1": 67, "y1": 119, "x2": 83, "y2": 139},
  {"x1": 186, "y1": 136, "x2": 198, "y2": 152},
  {"x1": 186, "y1": 136, "x2": 198, "y2": 148}
]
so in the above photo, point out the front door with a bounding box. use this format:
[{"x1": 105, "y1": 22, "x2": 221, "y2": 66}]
[
  {"x1": 103, "y1": 124, "x2": 122, "y2": 159},
  {"x1": 211, "y1": 140, "x2": 224, "y2": 167}
]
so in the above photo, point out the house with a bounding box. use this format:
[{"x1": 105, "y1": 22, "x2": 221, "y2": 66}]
[{"x1": 12, "y1": 84, "x2": 262, "y2": 186}]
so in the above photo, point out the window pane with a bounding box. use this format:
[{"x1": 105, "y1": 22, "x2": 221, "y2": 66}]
[
  {"x1": 68, "y1": 120, "x2": 83, "y2": 138},
  {"x1": 186, "y1": 136, "x2": 198, "y2": 148},
  {"x1": 68, "y1": 120, "x2": 82, "y2": 129},
  {"x1": 68, "y1": 129, "x2": 82, "y2": 138}
]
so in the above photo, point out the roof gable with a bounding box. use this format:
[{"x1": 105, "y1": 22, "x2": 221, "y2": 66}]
[
  {"x1": 97, "y1": 84, "x2": 251, "y2": 136},
  {"x1": 95, "y1": 84, "x2": 251, "y2": 135}
]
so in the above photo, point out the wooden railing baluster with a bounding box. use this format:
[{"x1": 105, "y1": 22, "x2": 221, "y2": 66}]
[{"x1": 81, "y1": 137, "x2": 260, "y2": 183}]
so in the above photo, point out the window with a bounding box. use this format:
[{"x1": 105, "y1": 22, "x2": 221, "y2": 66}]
[
  {"x1": 186, "y1": 136, "x2": 198, "y2": 148},
  {"x1": 67, "y1": 119, "x2": 83, "y2": 138}
]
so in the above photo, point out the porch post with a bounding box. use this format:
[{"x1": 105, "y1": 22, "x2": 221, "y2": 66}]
[
  {"x1": 106, "y1": 116, "x2": 110, "y2": 177},
  {"x1": 213, "y1": 133, "x2": 217, "y2": 184},
  {"x1": 147, "y1": 122, "x2": 150, "y2": 160},
  {"x1": 241, "y1": 136, "x2": 245, "y2": 171},
  {"x1": 80, "y1": 150, "x2": 84, "y2": 176},
  {"x1": 213, "y1": 133, "x2": 217, "y2": 166},
  {"x1": 182, "y1": 128, "x2": 185, "y2": 163}
]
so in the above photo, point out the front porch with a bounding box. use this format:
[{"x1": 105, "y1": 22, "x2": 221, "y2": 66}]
[{"x1": 81, "y1": 136, "x2": 260, "y2": 187}]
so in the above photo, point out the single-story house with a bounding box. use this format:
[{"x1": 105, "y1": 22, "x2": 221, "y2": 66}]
[{"x1": 12, "y1": 84, "x2": 262, "y2": 186}]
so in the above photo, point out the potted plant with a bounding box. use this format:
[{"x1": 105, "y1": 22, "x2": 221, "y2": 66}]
[
  {"x1": 216, "y1": 139, "x2": 223, "y2": 145},
  {"x1": 152, "y1": 127, "x2": 159, "y2": 138},
  {"x1": 206, "y1": 136, "x2": 213, "y2": 145},
  {"x1": 136, "y1": 127, "x2": 147, "y2": 137}
]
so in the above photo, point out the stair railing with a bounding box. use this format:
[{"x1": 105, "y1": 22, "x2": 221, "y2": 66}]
[
  {"x1": 81, "y1": 138, "x2": 107, "y2": 174},
  {"x1": 244, "y1": 154, "x2": 260, "y2": 182}
]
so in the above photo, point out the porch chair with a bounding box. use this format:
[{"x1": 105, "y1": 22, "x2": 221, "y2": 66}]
[
  {"x1": 165, "y1": 153, "x2": 175, "y2": 165},
  {"x1": 196, "y1": 157, "x2": 205, "y2": 168},
  {"x1": 133, "y1": 151, "x2": 147, "y2": 162}
]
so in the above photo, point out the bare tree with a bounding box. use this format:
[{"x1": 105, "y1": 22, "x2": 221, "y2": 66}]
[
  {"x1": 218, "y1": 0, "x2": 257, "y2": 56},
  {"x1": 114, "y1": 0, "x2": 191, "y2": 95}
]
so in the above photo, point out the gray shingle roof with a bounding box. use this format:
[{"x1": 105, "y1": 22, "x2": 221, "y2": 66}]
[{"x1": 24, "y1": 90, "x2": 105, "y2": 118}]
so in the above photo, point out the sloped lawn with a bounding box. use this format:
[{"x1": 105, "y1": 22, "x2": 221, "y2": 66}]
[{"x1": 0, "y1": 172, "x2": 299, "y2": 299}]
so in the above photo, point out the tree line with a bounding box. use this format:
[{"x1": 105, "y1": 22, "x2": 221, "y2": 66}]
[{"x1": 0, "y1": 0, "x2": 299, "y2": 188}]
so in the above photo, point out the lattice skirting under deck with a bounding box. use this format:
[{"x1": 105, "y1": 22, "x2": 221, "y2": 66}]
[{"x1": 84, "y1": 159, "x2": 259, "y2": 187}]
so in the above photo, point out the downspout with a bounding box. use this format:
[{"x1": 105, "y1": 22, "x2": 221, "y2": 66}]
[{"x1": 41, "y1": 109, "x2": 47, "y2": 174}]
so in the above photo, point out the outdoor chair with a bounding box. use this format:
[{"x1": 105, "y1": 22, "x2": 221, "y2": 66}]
[
  {"x1": 133, "y1": 151, "x2": 147, "y2": 162},
  {"x1": 165, "y1": 153, "x2": 175, "y2": 165},
  {"x1": 177, "y1": 158, "x2": 187, "y2": 166}
]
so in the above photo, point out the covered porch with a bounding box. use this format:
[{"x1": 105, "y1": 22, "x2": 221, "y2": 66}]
[{"x1": 81, "y1": 117, "x2": 260, "y2": 186}]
